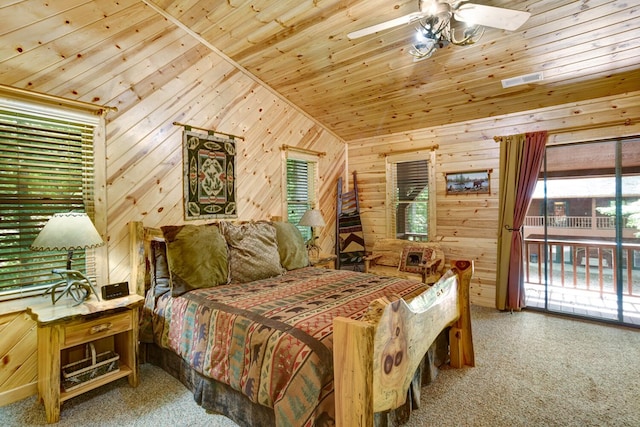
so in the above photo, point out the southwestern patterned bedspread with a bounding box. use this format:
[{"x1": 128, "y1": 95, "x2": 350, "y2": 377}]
[{"x1": 145, "y1": 266, "x2": 427, "y2": 426}]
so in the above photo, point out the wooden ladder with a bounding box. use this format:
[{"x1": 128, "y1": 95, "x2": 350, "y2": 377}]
[{"x1": 336, "y1": 171, "x2": 366, "y2": 270}]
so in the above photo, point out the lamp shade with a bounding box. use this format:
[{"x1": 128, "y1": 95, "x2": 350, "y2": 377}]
[
  {"x1": 30, "y1": 212, "x2": 104, "y2": 251},
  {"x1": 298, "y1": 209, "x2": 326, "y2": 228}
]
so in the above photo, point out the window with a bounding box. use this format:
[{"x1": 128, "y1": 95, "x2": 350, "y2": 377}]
[
  {"x1": 0, "y1": 96, "x2": 103, "y2": 298},
  {"x1": 284, "y1": 151, "x2": 319, "y2": 242},
  {"x1": 386, "y1": 151, "x2": 435, "y2": 241}
]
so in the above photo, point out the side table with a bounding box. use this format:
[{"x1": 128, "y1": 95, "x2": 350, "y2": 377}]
[
  {"x1": 309, "y1": 253, "x2": 337, "y2": 269},
  {"x1": 27, "y1": 294, "x2": 143, "y2": 423}
]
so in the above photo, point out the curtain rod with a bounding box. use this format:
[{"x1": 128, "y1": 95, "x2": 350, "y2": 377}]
[
  {"x1": 378, "y1": 144, "x2": 439, "y2": 157},
  {"x1": 493, "y1": 120, "x2": 634, "y2": 142},
  {"x1": 281, "y1": 144, "x2": 326, "y2": 157},
  {"x1": 174, "y1": 121, "x2": 245, "y2": 140},
  {"x1": 0, "y1": 84, "x2": 117, "y2": 115}
]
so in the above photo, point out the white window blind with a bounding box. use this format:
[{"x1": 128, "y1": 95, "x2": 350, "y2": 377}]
[{"x1": 0, "y1": 100, "x2": 98, "y2": 294}]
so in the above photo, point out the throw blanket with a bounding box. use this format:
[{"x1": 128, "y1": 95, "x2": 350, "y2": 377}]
[{"x1": 148, "y1": 267, "x2": 426, "y2": 426}]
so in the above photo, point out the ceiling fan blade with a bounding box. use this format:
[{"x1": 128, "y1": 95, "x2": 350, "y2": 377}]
[
  {"x1": 347, "y1": 12, "x2": 425, "y2": 39},
  {"x1": 454, "y1": 4, "x2": 531, "y2": 31}
]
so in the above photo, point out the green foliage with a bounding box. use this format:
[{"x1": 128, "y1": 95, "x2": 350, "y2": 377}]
[{"x1": 596, "y1": 199, "x2": 640, "y2": 236}]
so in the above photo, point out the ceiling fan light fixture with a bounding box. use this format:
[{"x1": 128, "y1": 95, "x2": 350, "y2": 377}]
[
  {"x1": 450, "y1": 24, "x2": 484, "y2": 46},
  {"x1": 349, "y1": 1, "x2": 530, "y2": 60},
  {"x1": 410, "y1": 39, "x2": 438, "y2": 60},
  {"x1": 410, "y1": 9, "x2": 482, "y2": 60}
]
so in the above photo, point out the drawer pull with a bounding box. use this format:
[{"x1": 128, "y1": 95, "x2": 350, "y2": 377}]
[{"x1": 90, "y1": 322, "x2": 112, "y2": 334}]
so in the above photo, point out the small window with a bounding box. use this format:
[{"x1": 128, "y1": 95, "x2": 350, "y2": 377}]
[
  {"x1": 0, "y1": 97, "x2": 101, "y2": 298},
  {"x1": 285, "y1": 154, "x2": 318, "y2": 241},
  {"x1": 386, "y1": 152, "x2": 435, "y2": 241}
]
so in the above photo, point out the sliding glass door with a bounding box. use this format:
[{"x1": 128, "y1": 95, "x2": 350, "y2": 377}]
[
  {"x1": 523, "y1": 138, "x2": 640, "y2": 326},
  {"x1": 620, "y1": 139, "x2": 640, "y2": 325}
]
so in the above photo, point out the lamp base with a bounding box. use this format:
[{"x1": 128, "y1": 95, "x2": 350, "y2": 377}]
[
  {"x1": 306, "y1": 241, "x2": 321, "y2": 259},
  {"x1": 43, "y1": 269, "x2": 101, "y2": 306}
]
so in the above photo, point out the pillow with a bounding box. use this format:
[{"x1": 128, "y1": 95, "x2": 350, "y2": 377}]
[
  {"x1": 150, "y1": 240, "x2": 171, "y2": 298},
  {"x1": 398, "y1": 246, "x2": 435, "y2": 274},
  {"x1": 220, "y1": 221, "x2": 286, "y2": 283},
  {"x1": 161, "y1": 224, "x2": 229, "y2": 297},
  {"x1": 272, "y1": 221, "x2": 309, "y2": 270}
]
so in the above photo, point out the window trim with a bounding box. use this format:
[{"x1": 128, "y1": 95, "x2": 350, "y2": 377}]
[
  {"x1": 385, "y1": 150, "x2": 436, "y2": 240},
  {"x1": 282, "y1": 148, "x2": 320, "y2": 239},
  {"x1": 0, "y1": 91, "x2": 108, "y2": 301}
]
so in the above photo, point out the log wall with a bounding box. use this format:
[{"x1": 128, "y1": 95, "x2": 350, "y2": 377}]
[{"x1": 347, "y1": 91, "x2": 640, "y2": 307}]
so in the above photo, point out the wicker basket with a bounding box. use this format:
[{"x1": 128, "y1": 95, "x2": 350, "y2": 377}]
[{"x1": 61, "y1": 343, "x2": 120, "y2": 392}]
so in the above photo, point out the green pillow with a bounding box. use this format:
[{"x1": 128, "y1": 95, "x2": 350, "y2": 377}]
[
  {"x1": 161, "y1": 224, "x2": 229, "y2": 296},
  {"x1": 273, "y1": 221, "x2": 309, "y2": 270}
]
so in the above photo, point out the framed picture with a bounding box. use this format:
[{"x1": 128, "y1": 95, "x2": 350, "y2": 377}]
[{"x1": 445, "y1": 170, "x2": 491, "y2": 195}]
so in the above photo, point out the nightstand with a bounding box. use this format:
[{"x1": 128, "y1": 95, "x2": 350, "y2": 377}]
[
  {"x1": 309, "y1": 253, "x2": 337, "y2": 269},
  {"x1": 27, "y1": 294, "x2": 143, "y2": 423}
]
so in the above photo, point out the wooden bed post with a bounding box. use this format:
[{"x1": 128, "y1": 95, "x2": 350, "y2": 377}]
[
  {"x1": 129, "y1": 221, "x2": 146, "y2": 296},
  {"x1": 333, "y1": 318, "x2": 375, "y2": 426},
  {"x1": 448, "y1": 260, "x2": 475, "y2": 368}
]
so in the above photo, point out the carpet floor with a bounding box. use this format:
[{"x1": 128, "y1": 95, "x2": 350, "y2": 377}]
[{"x1": 2, "y1": 306, "x2": 638, "y2": 426}]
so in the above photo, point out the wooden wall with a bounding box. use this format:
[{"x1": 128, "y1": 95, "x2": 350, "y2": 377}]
[
  {"x1": 0, "y1": 0, "x2": 346, "y2": 285},
  {"x1": 0, "y1": 0, "x2": 345, "y2": 406},
  {"x1": 347, "y1": 91, "x2": 640, "y2": 307},
  {"x1": 0, "y1": 311, "x2": 37, "y2": 405},
  {"x1": 1, "y1": 0, "x2": 638, "y2": 409}
]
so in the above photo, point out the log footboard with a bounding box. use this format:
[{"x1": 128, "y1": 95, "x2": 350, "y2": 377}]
[
  {"x1": 130, "y1": 221, "x2": 473, "y2": 426},
  {"x1": 333, "y1": 260, "x2": 474, "y2": 426}
]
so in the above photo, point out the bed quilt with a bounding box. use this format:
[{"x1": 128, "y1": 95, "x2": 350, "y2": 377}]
[{"x1": 148, "y1": 267, "x2": 426, "y2": 427}]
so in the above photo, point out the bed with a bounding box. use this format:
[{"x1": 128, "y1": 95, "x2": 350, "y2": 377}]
[{"x1": 129, "y1": 221, "x2": 474, "y2": 426}]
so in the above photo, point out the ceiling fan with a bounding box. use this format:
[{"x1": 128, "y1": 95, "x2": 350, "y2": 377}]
[{"x1": 347, "y1": 0, "x2": 531, "y2": 60}]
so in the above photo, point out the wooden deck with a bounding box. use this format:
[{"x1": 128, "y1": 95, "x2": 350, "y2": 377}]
[
  {"x1": 525, "y1": 282, "x2": 640, "y2": 326},
  {"x1": 524, "y1": 263, "x2": 640, "y2": 326},
  {"x1": 522, "y1": 236, "x2": 640, "y2": 326}
]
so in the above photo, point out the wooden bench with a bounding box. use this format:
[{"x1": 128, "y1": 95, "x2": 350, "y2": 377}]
[{"x1": 364, "y1": 238, "x2": 445, "y2": 284}]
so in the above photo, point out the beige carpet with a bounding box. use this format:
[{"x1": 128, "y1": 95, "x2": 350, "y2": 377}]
[{"x1": 2, "y1": 306, "x2": 638, "y2": 426}]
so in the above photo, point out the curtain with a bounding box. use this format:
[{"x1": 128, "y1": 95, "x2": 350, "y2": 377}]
[{"x1": 496, "y1": 131, "x2": 547, "y2": 311}]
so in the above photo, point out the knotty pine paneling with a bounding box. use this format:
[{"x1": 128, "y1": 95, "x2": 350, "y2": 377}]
[
  {"x1": 347, "y1": 91, "x2": 640, "y2": 308},
  {"x1": 0, "y1": 0, "x2": 638, "y2": 405},
  {"x1": 0, "y1": 0, "x2": 345, "y2": 403},
  {"x1": 147, "y1": 0, "x2": 640, "y2": 140},
  {"x1": 0, "y1": 0, "x2": 346, "y2": 288},
  {"x1": 0, "y1": 311, "x2": 37, "y2": 406}
]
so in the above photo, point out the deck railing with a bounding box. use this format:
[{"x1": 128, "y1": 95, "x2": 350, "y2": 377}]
[
  {"x1": 524, "y1": 238, "x2": 640, "y2": 298},
  {"x1": 524, "y1": 216, "x2": 619, "y2": 229}
]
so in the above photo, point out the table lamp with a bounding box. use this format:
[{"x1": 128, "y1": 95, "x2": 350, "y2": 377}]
[
  {"x1": 298, "y1": 209, "x2": 325, "y2": 257},
  {"x1": 30, "y1": 212, "x2": 104, "y2": 305}
]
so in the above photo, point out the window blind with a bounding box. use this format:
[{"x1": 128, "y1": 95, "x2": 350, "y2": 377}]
[
  {"x1": 390, "y1": 159, "x2": 429, "y2": 240},
  {"x1": 286, "y1": 158, "x2": 315, "y2": 241},
  {"x1": 0, "y1": 106, "x2": 96, "y2": 294}
]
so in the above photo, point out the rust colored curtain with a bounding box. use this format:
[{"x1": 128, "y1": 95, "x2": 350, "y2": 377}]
[{"x1": 496, "y1": 131, "x2": 547, "y2": 311}]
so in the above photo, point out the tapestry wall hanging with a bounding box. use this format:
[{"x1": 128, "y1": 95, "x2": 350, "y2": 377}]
[{"x1": 183, "y1": 130, "x2": 237, "y2": 220}]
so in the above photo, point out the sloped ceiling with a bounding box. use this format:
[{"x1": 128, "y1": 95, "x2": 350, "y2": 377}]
[{"x1": 147, "y1": 0, "x2": 640, "y2": 141}]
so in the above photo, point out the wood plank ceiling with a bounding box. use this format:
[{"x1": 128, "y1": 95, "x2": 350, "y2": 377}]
[{"x1": 148, "y1": 0, "x2": 640, "y2": 141}]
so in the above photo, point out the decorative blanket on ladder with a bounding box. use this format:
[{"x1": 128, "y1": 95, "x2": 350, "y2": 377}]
[{"x1": 337, "y1": 171, "x2": 365, "y2": 270}]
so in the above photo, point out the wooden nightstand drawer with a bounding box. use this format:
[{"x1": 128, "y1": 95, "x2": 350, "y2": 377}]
[{"x1": 64, "y1": 311, "x2": 132, "y2": 348}]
